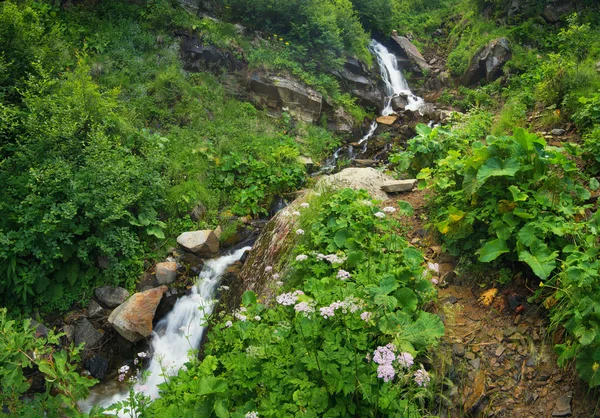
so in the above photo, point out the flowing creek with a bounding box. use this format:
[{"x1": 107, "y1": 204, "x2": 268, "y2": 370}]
[
  {"x1": 81, "y1": 246, "x2": 251, "y2": 414},
  {"x1": 321, "y1": 39, "x2": 424, "y2": 172}
]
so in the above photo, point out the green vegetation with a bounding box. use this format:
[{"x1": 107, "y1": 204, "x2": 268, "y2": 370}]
[{"x1": 145, "y1": 189, "x2": 443, "y2": 417}]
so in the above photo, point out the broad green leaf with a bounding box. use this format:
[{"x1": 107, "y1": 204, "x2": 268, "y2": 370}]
[
  {"x1": 518, "y1": 240, "x2": 557, "y2": 279},
  {"x1": 374, "y1": 294, "x2": 397, "y2": 310},
  {"x1": 397, "y1": 200, "x2": 414, "y2": 216},
  {"x1": 476, "y1": 157, "x2": 521, "y2": 187},
  {"x1": 333, "y1": 229, "x2": 348, "y2": 249},
  {"x1": 146, "y1": 225, "x2": 165, "y2": 239},
  {"x1": 395, "y1": 288, "x2": 418, "y2": 312},
  {"x1": 396, "y1": 311, "x2": 444, "y2": 349},
  {"x1": 508, "y1": 185, "x2": 528, "y2": 202},
  {"x1": 517, "y1": 224, "x2": 538, "y2": 247},
  {"x1": 346, "y1": 251, "x2": 365, "y2": 267},
  {"x1": 242, "y1": 291, "x2": 257, "y2": 306},
  {"x1": 415, "y1": 123, "x2": 432, "y2": 136},
  {"x1": 478, "y1": 239, "x2": 509, "y2": 262},
  {"x1": 197, "y1": 376, "x2": 228, "y2": 396},
  {"x1": 402, "y1": 247, "x2": 423, "y2": 268},
  {"x1": 378, "y1": 275, "x2": 398, "y2": 295},
  {"x1": 576, "y1": 346, "x2": 600, "y2": 387},
  {"x1": 214, "y1": 400, "x2": 230, "y2": 418},
  {"x1": 590, "y1": 178, "x2": 600, "y2": 191}
]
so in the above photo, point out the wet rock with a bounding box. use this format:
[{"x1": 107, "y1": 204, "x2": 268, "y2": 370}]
[
  {"x1": 390, "y1": 30, "x2": 430, "y2": 74},
  {"x1": 95, "y1": 286, "x2": 129, "y2": 309},
  {"x1": 418, "y1": 103, "x2": 438, "y2": 120},
  {"x1": 381, "y1": 179, "x2": 417, "y2": 193},
  {"x1": 551, "y1": 128, "x2": 566, "y2": 136},
  {"x1": 249, "y1": 73, "x2": 323, "y2": 123},
  {"x1": 84, "y1": 355, "x2": 109, "y2": 380},
  {"x1": 329, "y1": 106, "x2": 355, "y2": 134},
  {"x1": 177, "y1": 230, "x2": 219, "y2": 257},
  {"x1": 332, "y1": 57, "x2": 383, "y2": 109},
  {"x1": 462, "y1": 38, "x2": 511, "y2": 86},
  {"x1": 74, "y1": 318, "x2": 103, "y2": 349},
  {"x1": 376, "y1": 115, "x2": 398, "y2": 125},
  {"x1": 108, "y1": 286, "x2": 168, "y2": 343},
  {"x1": 155, "y1": 261, "x2": 177, "y2": 285},
  {"x1": 463, "y1": 369, "x2": 486, "y2": 413},
  {"x1": 154, "y1": 287, "x2": 187, "y2": 323},
  {"x1": 87, "y1": 299, "x2": 104, "y2": 318},
  {"x1": 552, "y1": 391, "x2": 572, "y2": 416},
  {"x1": 181, "y1": 36, "x2": 246, "y2": 74},
  {"x1": 392, "y1": 94, "x2": 408, "y2": 111}
]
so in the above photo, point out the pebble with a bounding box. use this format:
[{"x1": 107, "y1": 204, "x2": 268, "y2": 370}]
[
  {"x1": 552, "y1": 391, "x2": 572, "y2": 416},
  {"x1": 495, "y1": 345, "x2": 506, "y2": 357},
  {"x1": 452, "y1": 343, "x2": 466, "y2": 357},
  {"x1": 469, "y1": 358, "x2": 481, "y2": 369}
]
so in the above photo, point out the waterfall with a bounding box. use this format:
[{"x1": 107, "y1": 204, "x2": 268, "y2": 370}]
[
  {"x1": 82, "y1": 246, "x2": 251, "y2": 415},
  {"x1": 319, "y1": 40, "x2": 423, "y2": 172}
]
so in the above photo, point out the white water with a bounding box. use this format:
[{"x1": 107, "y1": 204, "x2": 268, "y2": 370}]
[
  {"x1": 319, "y1": 40, "x2": 423, "y2": 172},
  {"x1": 369, "y1": 40, "x2": 424, "y2": 115},
  {"x1": 82, "y1": 246, "x2": 251, "y2": 415}
]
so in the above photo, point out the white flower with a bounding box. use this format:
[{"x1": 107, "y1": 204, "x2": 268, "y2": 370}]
[
  {"x1": 245, "y1": 412, "x2": 258, "y2": 418},
  {"x1": 427, "y1": 262, "x2": 440, "y2": 273},
  {"x1": 225, "y1": 320, "x2": 233, "y2": 327},
  {"x1": 431, "y1": 278, "x2": 439, "y2": 285},
  {"x1": 272, "y1": 273, "x2": 280, "y2": 280},
  {"x1": 275, "y1": 281, "x2": 284, "y2": 287},
  {"x1": 383, "y1": 206, "x2": 396, "y2": 213},
  {"x1": 118, "y1": 365, "x2": 130, "y2": 374},
  {"x1": 254, "y1": 316, "x2": 261, "y2": 321},
  {"x1": 296, "y1": 254, "x2": 308, "y2": 261},
  {"x1": 292, "y1": 211, "x2": 301, "y2": 216},
  {"x1": 137, "y1": 352, "x2": 148, "y2": 358},
  {"x1": 265, "y1": 266, "x2": 273, "y2": 272},
  {"x1": 296, "y1": 229, "x2": 304, "y2": 235},
  {"x1": 300, "y1": 202, "x2": 310, "y2": 208},
  {"x1": 374, "y1": 212, "x2": 385, "y2": 218}
]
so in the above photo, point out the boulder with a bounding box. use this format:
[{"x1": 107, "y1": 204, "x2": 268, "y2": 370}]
[
  {"x1": 87, "y1": 299, "x2": 104, "y2": 318},
  {"x1": 84, "y1": 355, "x2": 109, "y2": 380},
  {"x1": 551, "y1": 128, "x2": 566, "y2": 136},
  {"x1": 462, "y1": 38, "x2": 511, "y2": 86},
  {"x1": 542, "y1": 3, "x2": 574, "y2": 23},
  {"x1": 317, "y1": 167, "x2": 394, "y2": 201},
  {"x1": 381, "y1": 179, "x2": 417, "y2": 193},
  {"x1": 30, "y1": 320, "x2": 49, "y2": 339},
  {"x1": 74, "y1": 318, "x2": 103, "y2": 349},
  {"x1": 418, "y1": 103, "x2": 438, "y2": 120},
  {"x1": 249, "y1": 73, "x2": 323, "y2": 123},
  {"x1": 376, "y1": 115, "x2": 398, "y2": 125},
  {"x1": 177, "y1": 230, "x2": 219, "y2": 257},
  {"x1": 329, "y1": 107, "x2": 355, "y2": 134},
  {"x1": 332, "y1": 58, "x2": 383, "y2": 109},
  {"x1": 155, "y1": 261, "x2": 177, "y2": 285},
  {"x1": 95, "y1": 286, "x2": 129, "y2": 309},
  {"x1": 391, "y1": 31, "x2": 430, "y2": 74},
  {"x1": 108, "y1": 286, "x2": 168, "y2": 343},
  {"x1": 181, "y1": 36, "x2": 246, "y2": 74},
  {"x1": 391, "y1": 94, "x2": 408, "y2": 111}
]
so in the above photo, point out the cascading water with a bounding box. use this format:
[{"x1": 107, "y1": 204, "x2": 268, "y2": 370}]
[
  {"x1": 82, "y1": 246, "x2": 251, "y2": 415},
  {"x1": 319, "y1": 40, "x2": 423, "y2": 172}
]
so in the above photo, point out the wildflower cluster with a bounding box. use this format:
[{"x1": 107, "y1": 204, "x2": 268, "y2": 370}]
[
  {"x1": 319, "y1": 296, "x2": 362, "y2": 319},
  {"x1": 383, "y1": 206, "x2": 396, "y2": 213},
  {"x1": 413, "y1": 368, "x2": 430, "y2": 387},
  {"x1": 371, "y1": 344, "x2": 422, "y2": 384},
  {"x1": 276, "y1": 290, "x2": 304, "y2": 306},
  {"x1": 293, "y1": 301, "x2": 316, "y2": 316},
  {"x1": 374, "y1": 212, "x2": 385, "y2": 219},
  {"x1": 316, "y1": 253, "x2": 347, "y2": 264},
  {"x1": 336, "y1": 269, "x2": 351, "y2": 280},
  {"x1": 234, "y1": 306, "x2": 248, "y2": 322}
]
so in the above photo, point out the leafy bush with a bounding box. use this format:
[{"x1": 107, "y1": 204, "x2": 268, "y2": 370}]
[
  {"x1": 148, "y1": 189, "x2": 444, "y2": 416},
  {"x1": 0, "y1": 308, "x2": 96, "y2": 415}
]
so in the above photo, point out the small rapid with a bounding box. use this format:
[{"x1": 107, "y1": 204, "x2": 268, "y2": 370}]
[
  {"x1": 319, "y1": 39, "x2": 423, "y2": 172},
  {"x1": 82, "y1": 246, "x2": 251, "y2": 415}
]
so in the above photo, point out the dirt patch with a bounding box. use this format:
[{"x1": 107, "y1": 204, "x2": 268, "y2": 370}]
[{"x1": 382, "y1": 191, "x2": 600, "y2": 417}]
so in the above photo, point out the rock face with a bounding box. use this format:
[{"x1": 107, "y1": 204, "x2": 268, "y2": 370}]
[
  {"x1": 95, "y1": 286, "x2": 130, "y2": 309},
  {"x1": 84, "y1": 355, "x2": 109, "y2": 380},
  {"x1": 108, "y1": 286, "x2": 168, "y2": 343},
  {"x1": 249, "y1": 73, "x2": 323, "y2": 123},
  {"x1": 74, "y1": 318, "x2": 103, "y2": 348},
  {"x1": 332, "y1": 57, "x2": 383, "y2": 109},
  {"x1": 177, "y1": 230, "x2": 219, "y2": 257},
  {"x1": 390, "y1": 31, "x2": 430, "y2": 74},
  {"x1": 155, "y1": 261, "x2": 177, "y2": 285},
  {"x1": 328, "y1": 107, "x2": 355, "y2": 134},
  {"x1": 462, "y1": 38, "x2": 511, "y2": 86},
  {"x1": 316, "y1": 167, "x2": 394, "y2": 201},
  {"x1": 181, "y1": 36, "x2": 246, "y2": 74}
]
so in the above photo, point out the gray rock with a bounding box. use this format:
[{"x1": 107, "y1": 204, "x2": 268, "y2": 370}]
[
  {"x1": 462, "y1": 38, "x2": 512, "y2": 86},
  {"x1": 391, "y1": 94, "x2": 408, "y2": 111},
  {"x1": 63, "y1": 325, "x2": 75, "y2": 343},
  {"x1": 249, "y1": 73, "x2": 323, "y2": 123},
  {"x1": 30, "y1": 320, "x2": 49, "y2": 338},
  {"x1": 551, "y1": 128, "x2": 566, "y2": 136},
  {"x1": 74, "y1": 318, "x2": 103, "y2": 349},
  {"x1": 155, "y1": 261, "x2": 177, "y2": 285},
  {"x1": 552, "y1": 391, "x2": 572, "y2": 416},
  {"x1": 317, "y1": 167, "x2": 395, "y2": 201},
  {"x1": 87, "y1": 299, "x2": 104, "y2": 318},
  {"x1": 84, "y1": 355, "x2": 109, "y2": 380},
  {"x1": 108, "y1": 286, "x2": 168, "y2": 343},
  {"x1": 177, "y1": 230, "x2": 219, "y2": 257},
  {"x1": 381, "y1": 179, "x2": 417, "y2": 193},
  {"x1": 332, "y1": 57, "x2": 383, "y2": 109},
  {"x1": 330, "y1": 107, "x2": 355, "y2": 134},
  {"x1": 391, "y1": 31, "x2": 430, "y2": 74},
  {"x1": 452, "y1": 343, "x2": 466, "y2": 357},
  {"x1": 181, "y1": 36, "x2": 246, "y2": 74},
  {"x1": 95, "y1": 286, "x2": 130, "y2": 308},
  {"x1": 469, "y1": 358, "x2": 481, "y2": 369}
]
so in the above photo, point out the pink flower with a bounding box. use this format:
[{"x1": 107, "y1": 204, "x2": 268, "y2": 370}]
[
  {"x1": 377, "y1": 363, "x2": 396, "y2": 382},
  {"x1": 397, "y1": 352, "x2": 414, "y2": 368},
  {"x1": 360, "y1": 311, "x2": 371, "y2": 322},
  {"x1": 414, "y1": 367, "x2": 430, "y2": 387}
]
